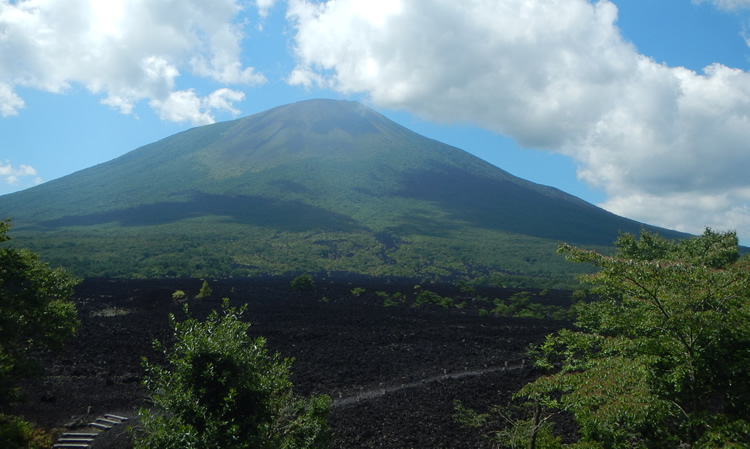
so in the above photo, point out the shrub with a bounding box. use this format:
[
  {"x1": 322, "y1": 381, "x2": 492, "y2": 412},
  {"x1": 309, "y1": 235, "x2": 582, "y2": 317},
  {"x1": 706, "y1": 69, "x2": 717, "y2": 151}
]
[
  {"x1": 0, "y1": 219, "x2": 79, "y2": 407},
  {"x1": 571, "y1": 289, "x2": 587, "y2": 301},
  {"x1": 376, "y1": 291, "x2": 406, "y2": 307},
  {"x1": 136, "y1": 300, "x2": 331, "y2": 449},
  {"x1": 414, "y1": 290, "x2": 453, "y2": 308},
  {"x1": 290, "y1": 274, "x2": 315, "y2": 292},
  {"x1": 454, "y1": 280, "x2": 476, "y2": 295},
  {"x1": 516, "y1": 229, "x2": 750, "y2": 448},
  {"x1": 0, "y1": 415, "x2": 52, "y2": 449}
]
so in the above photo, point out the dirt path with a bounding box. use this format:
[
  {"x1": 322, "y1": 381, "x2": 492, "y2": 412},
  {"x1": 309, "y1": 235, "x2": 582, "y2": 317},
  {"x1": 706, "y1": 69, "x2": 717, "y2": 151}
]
[{"x1": 333, "y1": 363, "x2": 523, "y2": 407}]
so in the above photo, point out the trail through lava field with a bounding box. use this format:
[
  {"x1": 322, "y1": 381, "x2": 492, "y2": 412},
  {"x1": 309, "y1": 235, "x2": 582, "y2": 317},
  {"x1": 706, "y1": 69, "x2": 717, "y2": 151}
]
[{"x1": 13, "y1": 278, "x2": 572, "y2": 448}]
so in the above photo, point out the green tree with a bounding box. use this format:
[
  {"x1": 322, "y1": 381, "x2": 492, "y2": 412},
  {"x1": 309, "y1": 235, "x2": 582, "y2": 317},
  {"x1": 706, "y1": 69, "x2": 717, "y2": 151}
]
[
  {"x1": 515, "y1": 229, "x2": 750, "y2": 448},
  {"x1": 0, "y1": 219, "x2": 79, "y2": 406},
  {"x1": 0, "y1": 219, "x2": 79, "y2": 448},
  {"x1": 197, "y1": 279, "x2": 212, "y2": 299},
  {"x1": 136, "y1": 300, "x2": 331, "y2": 449}
]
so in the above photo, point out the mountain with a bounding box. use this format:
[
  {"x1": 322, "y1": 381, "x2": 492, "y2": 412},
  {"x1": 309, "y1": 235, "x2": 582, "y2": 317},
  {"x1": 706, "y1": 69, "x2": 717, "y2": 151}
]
[{"x1": 0, "y1": 99, "x2": 688, "y2": 284}]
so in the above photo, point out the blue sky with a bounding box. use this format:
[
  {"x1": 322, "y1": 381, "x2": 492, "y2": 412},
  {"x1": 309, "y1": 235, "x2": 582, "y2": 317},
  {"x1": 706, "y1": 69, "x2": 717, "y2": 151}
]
[{"x1": 2, "y1": 0, "x2": 750, "y2": 242}]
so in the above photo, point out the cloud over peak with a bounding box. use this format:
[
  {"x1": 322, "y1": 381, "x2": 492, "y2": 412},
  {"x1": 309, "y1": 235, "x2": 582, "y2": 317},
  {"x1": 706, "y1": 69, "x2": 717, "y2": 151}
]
[
  {"x1": 288, "y1": 0, "x2": 750, "y2": 239},
  {"x1": 0, "y1": 0, "x2": 262, "y2": 125}
]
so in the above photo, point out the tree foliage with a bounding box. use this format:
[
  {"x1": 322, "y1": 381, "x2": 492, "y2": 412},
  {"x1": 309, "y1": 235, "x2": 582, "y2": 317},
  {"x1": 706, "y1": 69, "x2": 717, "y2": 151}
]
[
  {"x1": 516, "y1": 228, "x2": 750, "y2": 448},
  {"x1": 136, "y1": 300, "x2": 331, "y2": 449},
  {"x1": 196, "y1": 279, "x2": 212, "y2": 299},
  {"x1": 290, "y1": 274, "x2": 315, "y2": 292},
  {"x1": 0, "y1": 219, "x2": 79, "y2": 449},
  {"x1": 0, "y1": 219, "x2": 79, "y2": 407},
  {"x1": 0, "y1": 414, "x2": 53, "y2": 449}
]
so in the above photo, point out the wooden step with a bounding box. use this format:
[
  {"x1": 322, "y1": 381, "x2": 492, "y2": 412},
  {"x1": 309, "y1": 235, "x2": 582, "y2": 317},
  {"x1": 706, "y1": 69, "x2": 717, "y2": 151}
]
[
  {"x1": 57, "y1": 437, "x2": 95, "y2": 443},
  {"x1": 104, "y1": 413, "x2": 129, "y2": 421},
  {"x1": 55, "y1": 412, "x2": 126, "y2": 447},
  {"x1": 96, "y1": 417, "x2": 121, "y2": 425}
]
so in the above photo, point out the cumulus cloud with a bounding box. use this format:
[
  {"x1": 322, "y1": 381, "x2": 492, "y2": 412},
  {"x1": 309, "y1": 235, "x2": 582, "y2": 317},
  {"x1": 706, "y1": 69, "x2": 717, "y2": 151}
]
[
  {"x1": 0, "y1": 161, "x2": 42, "y2": 186},
  {"x1": 0, "y1": 0, "x2": 263, "y2": 125},
  {"x1": 0, "y1": 83, "x2": 25, "y2": 116},
  {"x1": 287, "y1": 0, "x2": 750, "y2": 239},
  {"x1": 150, "y1": 87, "x2": 246, "y2": 125}
]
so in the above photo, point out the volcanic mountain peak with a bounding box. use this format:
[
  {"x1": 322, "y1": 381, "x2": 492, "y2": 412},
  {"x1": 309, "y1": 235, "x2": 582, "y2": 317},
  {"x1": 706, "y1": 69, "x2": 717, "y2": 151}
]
[
  {"x1": 0, "y1": 99, "x2": 689, "y2": 280},
  {"x1": 192, "y1": 99, "x2": 415, "y2": 175}
]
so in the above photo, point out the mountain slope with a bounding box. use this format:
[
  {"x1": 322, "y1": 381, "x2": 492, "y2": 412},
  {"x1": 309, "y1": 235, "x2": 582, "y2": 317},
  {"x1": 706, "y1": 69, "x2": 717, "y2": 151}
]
[{"x1": 0, "y1": 99, "x2": 688, "y2": 283}]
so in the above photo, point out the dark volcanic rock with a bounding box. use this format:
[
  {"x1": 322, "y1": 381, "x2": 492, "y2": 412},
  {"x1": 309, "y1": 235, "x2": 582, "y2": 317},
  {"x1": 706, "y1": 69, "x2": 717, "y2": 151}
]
[{"x1": 12, "y1": 278, "x2": 572, "y2": 448}]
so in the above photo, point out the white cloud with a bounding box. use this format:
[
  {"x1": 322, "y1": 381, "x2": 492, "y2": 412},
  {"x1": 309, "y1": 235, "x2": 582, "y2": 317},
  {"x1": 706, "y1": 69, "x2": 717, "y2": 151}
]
[
  {"x1": 0, "y1": 161, "x2": 41, "y2": 186},
  {"x1": 0, "y1": 83, "x2": 24, "y2": 116},
  {"x1": 256, "y1": 0, "x2": 279, "y2": 18},
  {"x1": 287, "y1": 0, "x2": 750, "y2": 240},
  {"x1": 0, "y1": 0, "x2": 263, "y2": 125},
  {"x1": 150, "y1": 88, "x2": 246, "y2": 125},
  {"x1": 694, "y1": 0, "x2": 750, "y2": 10},
  {"x1": 205, "y1": 88, "x2": 246, "y2": 115}
]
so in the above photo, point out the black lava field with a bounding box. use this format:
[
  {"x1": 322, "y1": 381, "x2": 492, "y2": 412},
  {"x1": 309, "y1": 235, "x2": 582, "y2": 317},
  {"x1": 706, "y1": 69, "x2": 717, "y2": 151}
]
[{"x1": 13, "y1": 278, "x2": 575, "y2": 448}]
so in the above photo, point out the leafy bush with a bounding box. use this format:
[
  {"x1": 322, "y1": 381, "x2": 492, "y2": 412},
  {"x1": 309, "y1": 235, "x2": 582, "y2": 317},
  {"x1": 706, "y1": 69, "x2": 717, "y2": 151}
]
[
  {"x1": 136, "y1": 300, "x2": 331, "y2": 449},
  {"x1": 172, "y1": 290, "x2": 186, "y2": 302},
  {"x1": 454, "y1": 280, "x2": 476, "y2": 295},
  {"x1": 350, "y1": 287, "x2": 366, "y2": 296},
  {"x1": 375, "y1": 291, "x2": 406, "y2": 307},
  {"x1": 290, "y1": 274, "x2": 315, "y2": 292},
  {"x1": 490, "y1": 292, "x2": 573, "y2": 321},
  {"x1": 453, "y1": 400, "x2": 562, "y2": 449},
  {"x1": 0, "y1": 415, "x2": 52, "y2": 449},
  {"x1": 570, "y1": 289, "x2": 587, "y2": 301},
  {"x1": 516, "y1": 229, "x2": 750, "y2": 448},
  {"x1": 414, "y1": 290, "x2": 453, "y2": 308},
  {"x1": 0, "y1": 219, "x2": 79, "y2": 407}
]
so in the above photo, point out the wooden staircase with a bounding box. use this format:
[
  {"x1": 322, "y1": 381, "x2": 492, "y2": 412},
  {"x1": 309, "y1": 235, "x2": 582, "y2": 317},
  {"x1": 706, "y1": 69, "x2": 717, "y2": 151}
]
[{"x1": 52, "y1": 414, "x2": 129, "y2": 448}]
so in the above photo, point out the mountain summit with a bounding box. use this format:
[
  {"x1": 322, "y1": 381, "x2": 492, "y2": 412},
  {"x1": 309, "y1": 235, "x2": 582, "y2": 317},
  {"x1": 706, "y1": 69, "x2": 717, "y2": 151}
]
[{"x1": 0, "y1": 99, "x2": 686, "y2": 281}]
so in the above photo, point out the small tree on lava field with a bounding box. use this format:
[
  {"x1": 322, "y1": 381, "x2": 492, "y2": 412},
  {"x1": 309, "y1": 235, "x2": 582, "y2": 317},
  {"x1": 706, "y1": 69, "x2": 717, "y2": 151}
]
[
  {"x1": 196, "y1": 279, "x2": 212, "y2": 299},
  {"x1": 136, "y1": 300, "x2": 331, "y2": 449}
]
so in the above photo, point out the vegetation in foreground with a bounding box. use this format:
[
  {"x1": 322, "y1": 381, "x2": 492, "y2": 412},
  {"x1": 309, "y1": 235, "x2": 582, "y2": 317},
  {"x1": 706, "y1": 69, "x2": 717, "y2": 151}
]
[
  {"x1": 135, "y1": 300, "x2": 331, "y2": 449},
  {"x1": 0, "y1": 219, "x2": 80, "y2": 448},
  {"x1": 458, "y1": 229, "x2": 750, "y2": 448}
]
